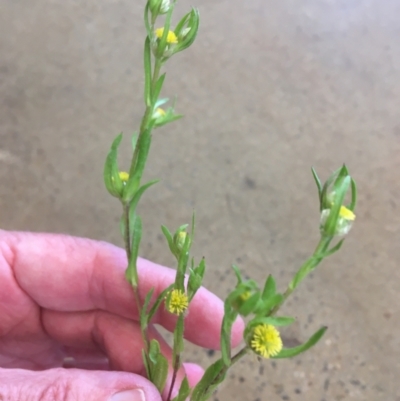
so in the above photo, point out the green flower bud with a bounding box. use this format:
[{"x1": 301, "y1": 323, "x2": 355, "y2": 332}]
[{"x1": 149, "y1": 0, "x2": 170, "y2": 16}]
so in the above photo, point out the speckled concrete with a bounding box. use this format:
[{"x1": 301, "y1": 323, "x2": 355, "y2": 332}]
[{"x1": 1, "y1": 0, "x2": 399, "y2": 400}]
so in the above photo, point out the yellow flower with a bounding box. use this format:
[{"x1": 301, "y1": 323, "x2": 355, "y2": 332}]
[
  {"x1": 239, "y1": 291, "x2": 251, "y2": 301},
  {"x1": 153, "y1": 107, "x2": 166, "y2": 119},
  {"x1": 119, "y1": 171, "x2": 129, "y2": 183},
  {"x1": 339, "y1": 205, "x2": 356, "y2": 221},
  {"x1": 167, "y1": 289, "x2": 188, "y2": 315},
  {"x1": 155, "y1": 28, "x2": 178, "y2": 44},
  {"x1": 250, "y1": 324, "x2": 283, "y2": 358}
]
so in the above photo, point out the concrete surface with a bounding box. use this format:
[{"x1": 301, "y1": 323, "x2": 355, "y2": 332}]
[{"x1": 1, "y1": 0, "x2": 399, "y2": 400}]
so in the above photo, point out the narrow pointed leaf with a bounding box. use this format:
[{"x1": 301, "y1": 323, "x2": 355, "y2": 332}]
[
  {"x1": 273, "y1": 326, "x2": 327, "y2": 359},
  {"x1": 261, "y1": 274, "x2": 276, "y2": 301},
  {"x1": 191, "y1": 359, "x2": 226, "y2": 401},
  {"x1": 231, "y1": 265, "x2": 243, "y2": 284},
  {"x1": 144, "y1": 36, "x2": 152, "y2": 106},
  {"x1": 311, "y1": 167, "x2": 323, "y2": 207},
  {"x1": 103, "y1": 133, "x2": 123, "y2": 197},
  {"x1": 125, "y1": 214, "x2": 142, "y2": 287},
  {"x1": 152, "y1": 353, "x2": 169, "y2": 393},
  {"x1": 147, "y1": 284, "x2": 174, "y2": 323},
  {"x1": 171, "y1": 376, "x2": 190, "y2": 401},
  {"x1": 153, "y1": 74, "x2": 166, "y2": 104},
  {"x1": 140, "y1": 288, "x2": 155, "y2": 330},
  {"x1": 255, "y1": 293, "x2": 284, "y2": 316}
]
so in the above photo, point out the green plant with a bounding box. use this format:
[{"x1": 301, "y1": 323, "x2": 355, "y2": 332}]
[{"x1": 103, "y1": 1, "x2": 357, "y2": 400}]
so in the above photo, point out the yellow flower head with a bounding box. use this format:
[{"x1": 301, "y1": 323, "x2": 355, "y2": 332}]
[
  {"x1": 250, "y1": 324, "x2": 283, "y2": 358},
  {"x1": 155, "y1": 28, "x2": 178, "y2": 44},
  {"x1": 119, "y1": 171, "x2": 129, "y2": 183},
  {"x1": 339, "y1": 205, "x2": 356, "y2": 221},
  {"x1": 167, "y1": 289, "x2": 188, "y2": 315}
]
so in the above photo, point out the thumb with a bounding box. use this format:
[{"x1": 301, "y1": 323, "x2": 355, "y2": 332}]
[{"x1": 0, "y1": 367, "x2": 162, "y2": 401}]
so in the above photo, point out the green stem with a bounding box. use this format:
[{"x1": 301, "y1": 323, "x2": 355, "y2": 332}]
[
  {"x1": 123, "y1": 203, "x2": 148, "y2": 351},
  {"x1": 199, "y1": 347, "x2": 249, "y2": 400},
  {"x1": 130, "y1": 57, "x2": 163, "y2": 176},
  {"x1": 270, "y1": 235, "x2": 333, "y2": 316}
]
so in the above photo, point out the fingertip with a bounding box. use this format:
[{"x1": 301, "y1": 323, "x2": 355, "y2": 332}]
[
  {"x1": 231, "y1": 315, "x2": 245, "y2": 348},
  {"x1": 183, "y1": 362, "x2": 204, "y2": 388}
]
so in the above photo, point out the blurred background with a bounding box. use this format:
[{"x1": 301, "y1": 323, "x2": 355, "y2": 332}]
[{"x1": 1, "y1": 0, "x2": 399, "y2": 400}]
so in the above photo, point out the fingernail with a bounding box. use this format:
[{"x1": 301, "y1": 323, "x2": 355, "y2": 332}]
[{"x1": 110, "y1": 389, "x2": 145, "y2": 401}]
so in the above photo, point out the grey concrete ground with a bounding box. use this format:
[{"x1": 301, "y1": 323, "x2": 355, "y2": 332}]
[{"x1": 1, "y1": 0, "x2": 399, "y2": 400}]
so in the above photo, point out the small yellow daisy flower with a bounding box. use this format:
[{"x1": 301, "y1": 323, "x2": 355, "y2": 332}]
[
  {"x1": 339, "y1": 205, "x2": 356, "y2": 221},
  {"x1": 250, "y1": 324, "x2": 283, "y2": 358},
  {"x1": 155, "y1": 28, "x2": 178, "y2": 44},
  {"x1": 167, "y1": 289, "x2": 188, "y2": 315},
  {"x1": 119, "y1": 171, "x2": 129, "y2": 183}
]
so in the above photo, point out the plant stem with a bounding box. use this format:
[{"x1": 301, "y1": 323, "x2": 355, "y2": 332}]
[
  {"x1": 130, "y1": 57, "x2": 163, "y2": 176},
  {"x1": 270, "y1": 235, "x2": 333, "y2": 316},
  {"x1": 123, "y1": 202, "x2": 148, "y2": 351},
  {"x1": 166, "y1": 354, "x2": 180, "y2": 401},
  {"x1": 199, "y1": 347, "x2": 250, "y2": 399}
]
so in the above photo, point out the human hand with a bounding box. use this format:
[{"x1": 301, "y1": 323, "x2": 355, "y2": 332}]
[{"x1": 0, "y1": 231, "x2": 244, "y2": 401}]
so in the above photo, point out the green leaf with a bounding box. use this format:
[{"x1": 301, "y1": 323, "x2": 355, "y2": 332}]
[
  {"x1": 325, "y1": 176, "x2": 351, "y2": 236},
  {"x1": 188, "y1": 258, "x2": 205, "y2": 300},
  {"x1": 261, "y1": 274, "x2": 276, "y2": 301},
  {"x1": 231, "y1": 265, "x2": 243, "y2": 284},
  {"x1": 220, "y1": 303, "x2": 237, "y2": 366},
  {"x1": 144, "y1": 36, "x2": 152, "y2": 107},
  {"x1": 153, "y1": 75, "x2": 166, "y2": 104},
  {"x1": 255, "y1": 293, "x2": 284, "y2": 316},
  {"x1": 125, "y1": 214, "x2": 142, "y2": 287},
  {"x1": 321, "y1": 238, "x2": 344, "y2": 258},
  {"x1": 147, "y1": 339, "x2": 169, "y2": 393},
  {"x1": 173, "y1": 8, "x2": 200, "y2": 55},
  {"x1": 143, "y1": 3, "x2": 152, "y2": 37},
  {"x1": 142, "y1": 349, "x2": 150, "y2": 378},
  {"x1": 124, "y1": 178, "x2": 159, "y2": 207},
  {"x1": 311, "y1": 167, "x2": 323, "y2": 209},
  {"x1": 273, "y1": 326, "x2": 327, "y2": 359},
  {"x1": 191, "y1": 359, "x2": 226, "y2": 401},
  {"x1": 161, "y1": 225, "x2": 178, "y2": 257},
  {"x1": 147, "y1": 284, "x2": 174, "y2": 323},
  {"x1": 131, "y1": 133, "x2": 138, "y2": 151},
  {"x1": 153, "y1": 354, "x2": 169, "y2": 393},
  {"x1": 349, "y1": 177, "x2": 357, "y2": 211},
  {"x1": 140, "y1": 288, "x2": 155, "y2": 330},
  {"x1": 249, "y1": 316, "x2": 295, "y2": 327},
  {"x1": 171, "y1": 376, "x2": 191, "y2": 401},
  {"x1": 129, "y1": 130, "x2": 152, "y2": 190},
  {"x1": 238, "y1": 292, "x2": 260, "y2": 316},
  {"x1": 154, "y1": 113, "x2": 184, "y2": 128},
  {"x1": 157, "y1": 3, "x2": 174, "y2": 58},
  {"x1": 149, "y1": 338, "x2": 161, "y2": 365},
  {"x1": 103, "y1": 133, "x2": 123, "y2": 197},
  {"x1": 175, "y1": 232, "x2": 191, "y2": 290},
  {"x1": 154, "y1": 97, "x2": 169, "y2": 108}
]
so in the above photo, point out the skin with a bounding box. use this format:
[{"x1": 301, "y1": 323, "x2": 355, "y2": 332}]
[{"x1": 0, "y1": 230, "x2": 244, "y2": 400}]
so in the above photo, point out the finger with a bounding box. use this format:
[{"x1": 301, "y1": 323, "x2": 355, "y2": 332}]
[
  {"x1": 0, "y1": 367, "x2": 161, "y2": 401},
  {"x1": 44, "y1": 309, "x2": 203, "y2": 397},
  {"x1": 2, "y1": 231, "x2": 244, "y2": 349}
]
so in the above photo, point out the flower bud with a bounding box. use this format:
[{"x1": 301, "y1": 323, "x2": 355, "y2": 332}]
[
  {"x1": 149, "y1": 0, "x2": 171, "y2": 16},
  {"x1": 174, "y1": 231, "x2": 187, "y2": 252},
  {"x1": 320, "y1": 205, "x2": 356, "y2": 237}
]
